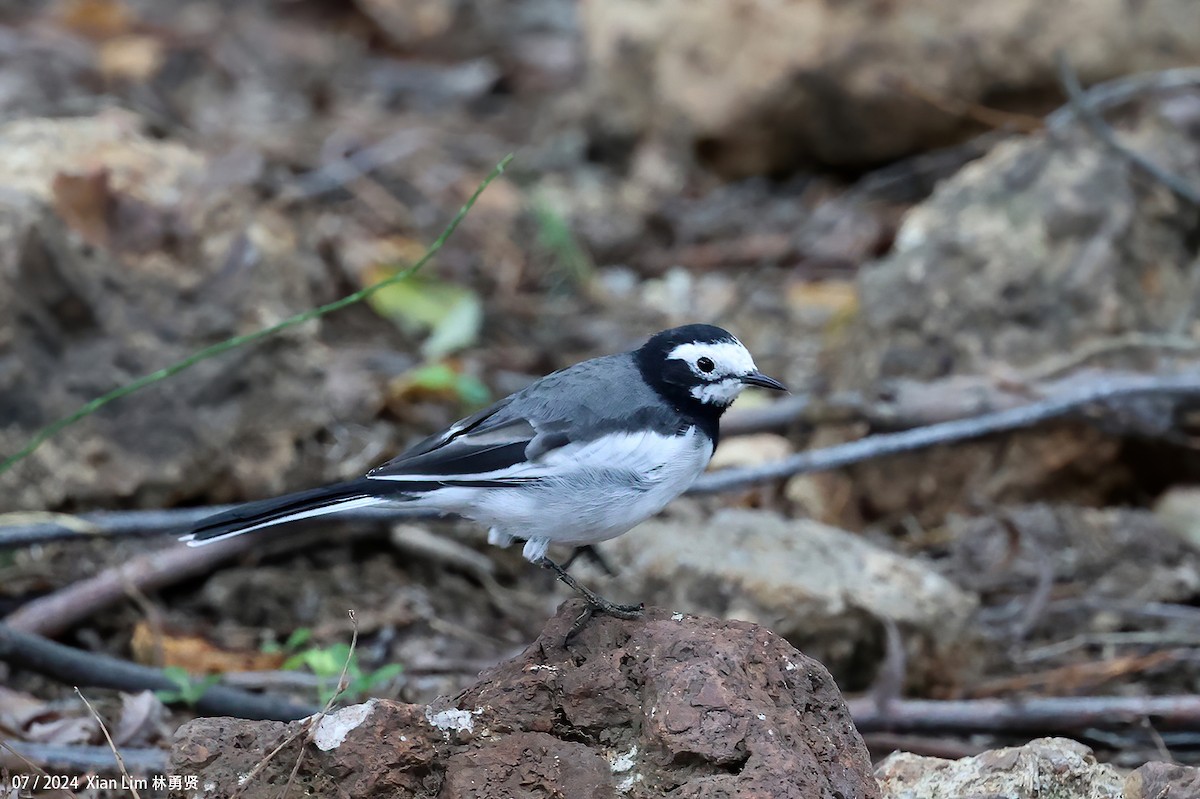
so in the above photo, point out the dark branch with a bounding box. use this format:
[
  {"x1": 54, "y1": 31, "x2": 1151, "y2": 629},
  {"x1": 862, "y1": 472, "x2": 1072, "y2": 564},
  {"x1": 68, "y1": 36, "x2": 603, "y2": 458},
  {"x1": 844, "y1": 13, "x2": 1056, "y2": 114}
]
[
  {"x1": 0, "y1": 624, "x2": 319, "y2": 721},
  {"x1": 691, "y1": 371, "x2": 1200, "y2": 494},
  {"x1": 2, "y1": 371, "x2": 1199, "y2": 545},
  {"x1": 6, "y1": 531, "x2": 267, "y2": 637},
  {"x1": 1054, "y1": 55, "x2": 1200, "y2": 208},
  {"x1": 0, "y1": 505, "x2": 440, "y2": 548},
  {"x1": 849, "y1": 694, "x2": 1200, "y2": 734},
  {"x1": 1, "y1": 741, "x2": 168, "y2": 774},
  {"x1": 1046, "y1": 66, "x2": 1200, "y2": 131}
]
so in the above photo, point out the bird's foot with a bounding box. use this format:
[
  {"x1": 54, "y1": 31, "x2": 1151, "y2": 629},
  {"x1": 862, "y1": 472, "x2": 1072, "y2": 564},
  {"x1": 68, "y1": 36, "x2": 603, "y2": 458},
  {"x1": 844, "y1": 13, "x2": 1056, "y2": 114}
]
[
  {"x1": 537, "y1": 557, "x2": 643, "y2": 644},
  {"x1": 559, "y1": 544, "x2": 619, "y2": 577}
]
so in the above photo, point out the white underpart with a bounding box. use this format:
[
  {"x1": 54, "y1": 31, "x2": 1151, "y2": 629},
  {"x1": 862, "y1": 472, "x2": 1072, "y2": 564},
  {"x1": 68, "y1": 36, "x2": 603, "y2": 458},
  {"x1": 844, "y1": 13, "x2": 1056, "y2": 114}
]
[
  {"x1": 377, "y1": 427, "x2": 713, "y2": 561},
  {"x1": 666, "y1": 340, "x2": 758, "y2": 406}
]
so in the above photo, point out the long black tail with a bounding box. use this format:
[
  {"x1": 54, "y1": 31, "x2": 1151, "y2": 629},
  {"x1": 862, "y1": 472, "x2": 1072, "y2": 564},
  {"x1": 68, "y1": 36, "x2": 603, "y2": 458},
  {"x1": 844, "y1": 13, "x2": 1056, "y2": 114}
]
[{"x1": 179, "y1": 478, "x2": 382, "y2": 546}]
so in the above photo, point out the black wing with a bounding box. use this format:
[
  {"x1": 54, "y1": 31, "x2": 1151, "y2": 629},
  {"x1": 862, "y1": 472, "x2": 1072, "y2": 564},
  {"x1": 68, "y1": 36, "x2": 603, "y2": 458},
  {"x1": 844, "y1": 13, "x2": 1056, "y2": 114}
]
[{"x1": 367, "y1": 398, "x2": 571, "y2": 484}]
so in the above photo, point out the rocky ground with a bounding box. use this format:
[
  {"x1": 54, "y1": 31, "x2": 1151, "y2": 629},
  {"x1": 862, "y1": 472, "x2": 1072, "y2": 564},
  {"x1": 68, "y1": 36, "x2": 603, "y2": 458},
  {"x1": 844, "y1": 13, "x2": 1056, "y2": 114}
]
[{"x1": 2, "y1": 1, "x2": 1200, "y2": 797}]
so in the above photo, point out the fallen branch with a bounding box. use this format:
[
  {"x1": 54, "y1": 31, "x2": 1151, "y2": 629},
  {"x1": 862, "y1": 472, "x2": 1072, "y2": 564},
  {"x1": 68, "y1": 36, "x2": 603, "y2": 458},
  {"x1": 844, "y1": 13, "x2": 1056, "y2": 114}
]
[
  {"x1": 0, "y1": 503, "x2": 441, "y2": 548},
  {"x1": 721, "y1": 391, "x2": 866, "y2": 436},
  {"x1": 5, "y1": 533, "x2": 266, "y2": 638},
  {"x1": 691, "y1": 370, "x2": 1200, "y2": 494},
  {"x1": 0, "y1": 741, "x2": 167, "y2": 774},
  {"x1": 849, "y1": 694, "x2": 1200, "y2": 734},
  {"x1": 0, "y1": 624, "x2": 319, "y2": 721},
  {"x1": 859, "y1": 733, "x2": 989, "y2": 761},
  {"x1": 2, "y1": 370, "x2": 1199, "y2": 545},
  {"x1": 1047, "y1": 66, "x2": 1200, "y2": 132},
  {"x1": 1, "y1": 522, "x2": 401, "y2": 638},
  {"x1": 1055, "y1": 55, "x2": 1200, "y2": 208}
]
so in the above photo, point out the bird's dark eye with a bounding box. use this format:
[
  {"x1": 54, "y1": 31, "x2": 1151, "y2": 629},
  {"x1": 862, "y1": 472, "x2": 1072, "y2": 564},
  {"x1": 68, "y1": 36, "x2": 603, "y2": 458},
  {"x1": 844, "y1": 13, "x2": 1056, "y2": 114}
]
[{"x1": 697, "y1": 356, "x2": 716, "y2": 374}]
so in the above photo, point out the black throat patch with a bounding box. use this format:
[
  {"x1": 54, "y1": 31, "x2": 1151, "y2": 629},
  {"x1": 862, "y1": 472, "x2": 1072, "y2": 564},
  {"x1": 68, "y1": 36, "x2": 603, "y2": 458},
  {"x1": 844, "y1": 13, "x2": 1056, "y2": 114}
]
[{"x1": 634, "y1": 326, "x2": 736, "y2": 447}]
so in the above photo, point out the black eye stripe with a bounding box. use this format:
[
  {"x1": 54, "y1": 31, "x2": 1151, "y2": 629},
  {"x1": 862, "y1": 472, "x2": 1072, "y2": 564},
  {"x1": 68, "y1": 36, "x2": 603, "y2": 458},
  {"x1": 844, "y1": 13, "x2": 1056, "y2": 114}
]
[{"x1": 697, "y1": 356, "x2": 716, "y2": 373}]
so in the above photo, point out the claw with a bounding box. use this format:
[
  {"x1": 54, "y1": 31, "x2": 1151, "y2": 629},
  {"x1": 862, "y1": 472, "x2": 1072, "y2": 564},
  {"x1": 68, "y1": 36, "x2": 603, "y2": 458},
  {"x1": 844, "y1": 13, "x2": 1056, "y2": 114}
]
[{"x1": 537, "y1": 557, "x2": 644, "y2": 645}]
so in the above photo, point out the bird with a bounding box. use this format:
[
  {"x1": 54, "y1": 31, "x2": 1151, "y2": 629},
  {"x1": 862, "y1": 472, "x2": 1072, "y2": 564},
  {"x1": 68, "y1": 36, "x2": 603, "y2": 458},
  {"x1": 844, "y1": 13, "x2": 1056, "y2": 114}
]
[{"x1": 180, "y1": 324, "x2": 786, "y2": 633}]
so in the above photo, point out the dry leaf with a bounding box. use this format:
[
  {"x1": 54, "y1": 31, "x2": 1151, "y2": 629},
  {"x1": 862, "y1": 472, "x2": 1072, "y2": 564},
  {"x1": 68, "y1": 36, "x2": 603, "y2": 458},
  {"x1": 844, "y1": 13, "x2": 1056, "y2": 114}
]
[
  {"x1": 52, "y1": 168, "x2": 114, "y2": 249},
  {"x1": 0, "y1": 687, "x2": 50, "y2": 736},
  {"x1": 113, "y1": 690, "x2": 167, "y2": 746},
  {"x1": 56, "y1": 0, "x2": 135, "y2": 39},
  {"x1": 98, "y1": 34, "x2": 165, "y2": 82},
  {"x1": 786, "y1": 279, "x2": 858, "y2": 314},
  {"x1": 52, "y1": 167, "x2": 179, "y2": 254},
  {"x1": 25, "y1": 716, "x2": 98, "y2": 746},
  {"x1": 132, "y1": 621, "x2": 286, "y2": 674}
]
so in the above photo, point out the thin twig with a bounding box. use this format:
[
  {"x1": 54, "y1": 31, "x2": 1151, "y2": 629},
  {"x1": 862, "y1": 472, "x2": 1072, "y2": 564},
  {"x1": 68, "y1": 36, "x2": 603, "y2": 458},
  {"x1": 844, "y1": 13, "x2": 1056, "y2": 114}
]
[
  {"x1": 1046, "y1": 67, "x2": 1200, "y2": 131},
  {"x1": 1140, "y1": 716, "x2": 1175, "y2": 764},
  {"x1": 0, "y1": 740, "x2": 82, "y2": 799},
  {"x1": 894, "y1": 76, "x2": 1044, "y2": 132},
  {"x1": 0, "y1": 505, "x2": 441, "y2": 548},
  {"x1": 229, "y1": 719, "x2": 313, "y2": 799},
  {"x1": 1019, "y1": 333, "x2": 1200, "y2": 382},
  {"x1": 848, "y1": 694, "x2": 1200, "y2": 733},
  {"x1": 0, "y1": 153, "x2": 515, "y2": 476},
  {"x1": 1014, "y1": 631, "x2": 1200, "y2": 664},
  {"x1": 0, "y1": 625, "x2": 319, "y2": 721},
  {"x1": 721, "y1": 392, "x2": 868, "y2": 436},
  {"x1": 4, "y1": 535, "x2": 265, "y2": 637},
  {"x1": 1, "y1": 742, "x2": 166, "y2": 774},
  {"x1": 287, "y1": 129, "x2": 431, "y2": 200},
  {"x1": 860, "y1": 733, "x2": 989, "y2": 761},
  {"x1": 0, "y1": 512, "x2": 99, "y2": 536},
  {"x1": 1055, "y1": 54, "x2": 1200, "y2": 208},
  {"x1": 970, "y1": 651, "x2": 1182, "y2": 697},
  {"x1": 231, "y1": 610, "x2": 361, "y2": 799},
  {"x1": 74, "y1": 687, "x2": 140, "y2": 799},
  {"x1": 690, "y1": 371, "x2": 1200, "y2": 494},
  {"x1": 282, "y1": 610, "x2": 360, "y2": 799},
  {"x1": 2, "y1": 523, "x2": 397, "y2": 637},
  {"x1": 1170, "y1": 251, "x2": 1200, "y2": 337}
]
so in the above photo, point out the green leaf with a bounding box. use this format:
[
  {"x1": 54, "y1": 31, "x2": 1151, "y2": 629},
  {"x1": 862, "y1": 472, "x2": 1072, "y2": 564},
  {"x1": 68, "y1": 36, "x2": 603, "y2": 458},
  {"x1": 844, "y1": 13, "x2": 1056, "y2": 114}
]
[
  {"x1": 367, "y1": 275, "x2": 482, "y2": 359},
  {"x1": 285, "y1": 628, "x2": 313, "y2": 651},
  {"x1": 407, "y1": 362, "x2": 458, "y2": 391},
  {"x1": 370, "y1": 663, "x2": 404, "y2": 684},
  {"x1": 406, "y1": 363, "x2": 492, "y2": 407},
  {"x1": 156, "y1": 667, "x2": 219, "y2": 707}
]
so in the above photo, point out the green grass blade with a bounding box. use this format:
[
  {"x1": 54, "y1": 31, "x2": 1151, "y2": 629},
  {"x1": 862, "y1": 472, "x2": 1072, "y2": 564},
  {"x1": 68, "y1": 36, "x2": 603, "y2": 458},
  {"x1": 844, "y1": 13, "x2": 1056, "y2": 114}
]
[{"x1": 0, "y1": 153, "x2": 515, "y2": 476}]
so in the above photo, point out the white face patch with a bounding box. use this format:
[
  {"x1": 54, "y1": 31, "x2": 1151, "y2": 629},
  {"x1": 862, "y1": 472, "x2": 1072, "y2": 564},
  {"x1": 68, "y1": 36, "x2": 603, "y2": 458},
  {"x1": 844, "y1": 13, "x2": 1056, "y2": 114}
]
[
  {"x1": 690, "y1": 379, "x2": 746, "y2": 406},
  {"x1": 667, "y1": 339, "x2": 758, "y2": 406},
  {"x1": 667, "y1": 340, "x2": 756, "y2": 378}
]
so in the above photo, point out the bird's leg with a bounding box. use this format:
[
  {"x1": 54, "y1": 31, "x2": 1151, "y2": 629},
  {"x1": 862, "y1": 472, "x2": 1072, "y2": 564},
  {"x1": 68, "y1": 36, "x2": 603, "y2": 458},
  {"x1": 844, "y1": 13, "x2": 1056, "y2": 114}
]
[
  {"x1": 537, "y1": 556, "x2": 643, "y2": 639},
  {"x1": 559, "y1": 544, "x2": 619, "y2": 576}
]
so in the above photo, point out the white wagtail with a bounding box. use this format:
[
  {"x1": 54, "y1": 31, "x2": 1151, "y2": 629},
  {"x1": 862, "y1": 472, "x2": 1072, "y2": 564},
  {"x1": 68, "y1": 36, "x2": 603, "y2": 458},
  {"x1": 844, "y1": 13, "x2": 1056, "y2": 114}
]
[{"x1": 180, "y1": 324, "x2": 785, "y2": 629}]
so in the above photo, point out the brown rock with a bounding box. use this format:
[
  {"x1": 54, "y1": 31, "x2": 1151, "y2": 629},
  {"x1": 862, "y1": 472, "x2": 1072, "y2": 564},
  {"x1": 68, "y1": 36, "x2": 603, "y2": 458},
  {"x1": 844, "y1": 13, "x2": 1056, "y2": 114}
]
[
  {"x1": 0, "y1": 112, "x2": 387, "y2": 511},
  {"x1": 876, "y1": 737, "x2": 1123, "y2": 799},
  {"x1": 441, "y1": 732, "x2": 614, "y2": 799},
  {"x1": 818, "y1": 93, "x2": 1200, "y2": 527},
  {"x1": 1124, "y1": 761, "x2": 1200, "y2": 799},
  {"x1": 604, "y1": 509, "x2": 979, "y2": 693},
  {"x1": 170, "y1": 602, "x2": 879, "y2": 799},
  {"x1": 948, "y1": 505, "x2": 1200, "y2": 608},
  {"x1": 582, "y1": 0, "x2": 1200, "y2": 172}
]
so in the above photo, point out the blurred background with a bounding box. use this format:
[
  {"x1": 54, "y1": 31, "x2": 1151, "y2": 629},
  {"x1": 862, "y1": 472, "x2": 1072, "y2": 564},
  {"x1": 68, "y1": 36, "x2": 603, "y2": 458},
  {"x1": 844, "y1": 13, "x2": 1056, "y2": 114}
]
[{"x1": 2, "y1": 0, "x2": 1200, "y2": 781}]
